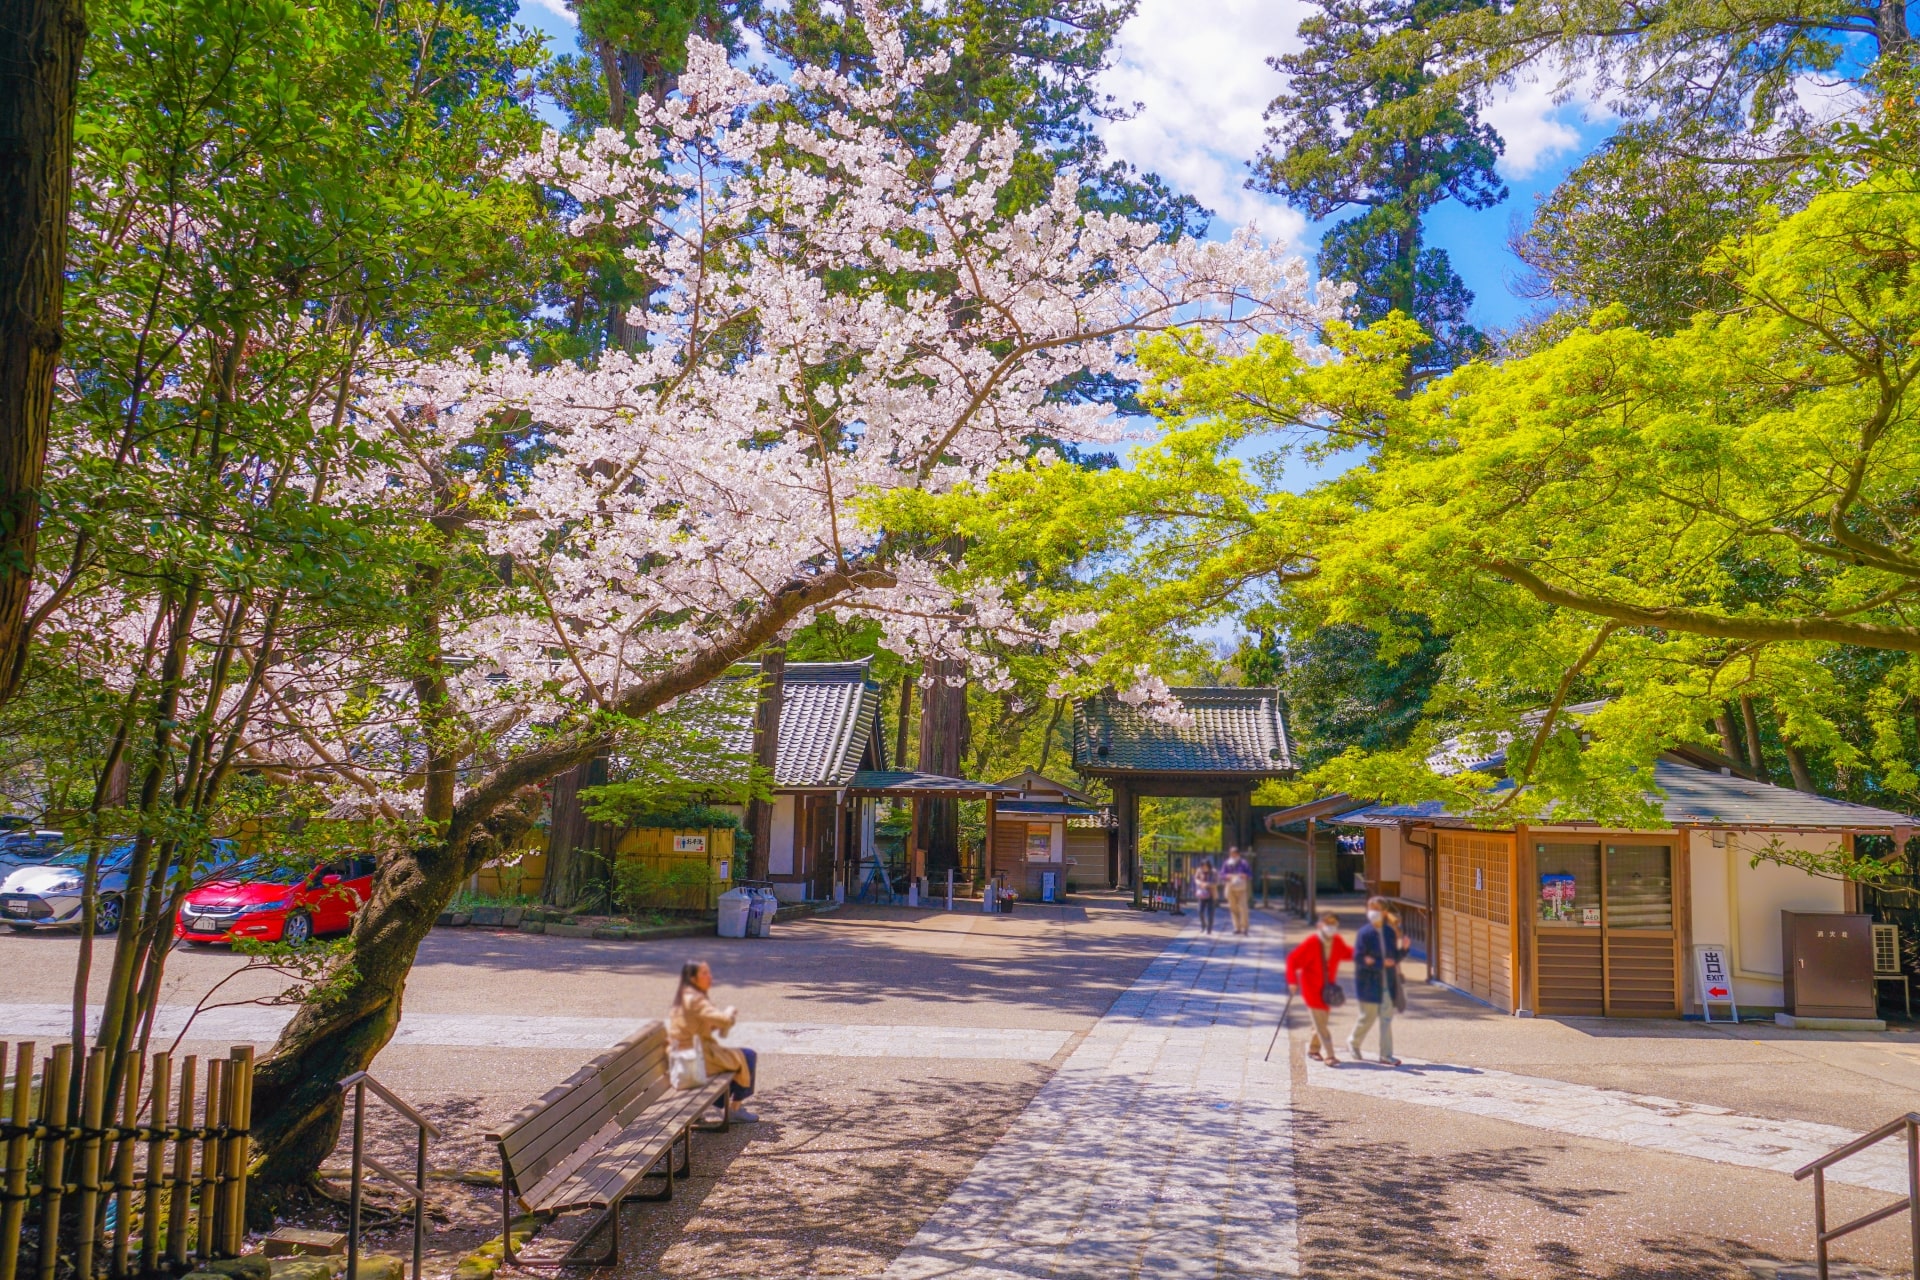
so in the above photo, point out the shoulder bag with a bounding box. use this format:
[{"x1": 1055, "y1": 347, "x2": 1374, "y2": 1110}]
[{"x1": 669, "y1": 1041, "x2": 709, "y2": 1089}]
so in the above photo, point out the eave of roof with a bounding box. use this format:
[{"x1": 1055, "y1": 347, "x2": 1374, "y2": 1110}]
[
  {"x1": 845, "y1": 770, "x2": 1020, "y2": 797},
  {"x1": 1329, "y1": 761, "x2": 1915, "y2": 831}
]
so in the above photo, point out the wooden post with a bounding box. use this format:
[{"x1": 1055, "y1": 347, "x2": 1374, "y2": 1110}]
[
  {"x1": 223, "y1": 1046, "x2": 253, "y2": 1256},
  {"x1": 983, "y1": 793, "x2": 997, "y2": 892},
  {"x1": 73, "y1": 1047, "x2": 108, "y2": 1280},
  {"x1": 1305, "y1": 816, "x2": 1318, "y2": 921},
  {"x1": 36, "y1": 1043, "x2": 73, "y2": 1280},
  {"x1": 0, "y1": 1041, "x2": 35, "y2": 1280},
  {"x1": 1513, "y1": 825, "x2": 1535, "y2": 1017},
  {"x1": 141, "y1": 1053, "x2": 171, "y2": 1276},
  {"x1": 197, "y1": 1058, "x2": 224, "y2": 1263},
  {"x1": 111, "y1": 1050, "x2": 143, "y2": 1276},
  {"x1": 168, "y1": 1056, "x2": 196, "y2": 1269}
]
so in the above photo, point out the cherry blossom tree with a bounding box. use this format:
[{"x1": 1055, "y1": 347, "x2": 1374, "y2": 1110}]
[{"x1": 239, "y1": 3, "x2": 1340, "y2": 1180}]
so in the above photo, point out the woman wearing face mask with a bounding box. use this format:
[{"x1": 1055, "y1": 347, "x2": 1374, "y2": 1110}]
[
  {"x1": 1285, "y1": 911, "x2": 1352, "y2": 1064},
  {"x1": 1192, "y1": 856, "x2": 1219, "y2": 935},
  {"x1": 1348, "y1": 896, "x2": 1403, "y2": 1066}
]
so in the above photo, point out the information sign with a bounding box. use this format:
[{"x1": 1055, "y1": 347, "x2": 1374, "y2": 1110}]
[
  {"x1": 674, "y1": 834, "x2": 707, "y2": 853},
  {"x1": 1693, "y1": 944, "x2": 1739, "y2": 1021}
]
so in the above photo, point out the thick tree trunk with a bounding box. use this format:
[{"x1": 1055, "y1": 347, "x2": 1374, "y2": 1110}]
[
  {"x1": 745, "y1": 645, "x2": 784, "y2": 881},
  {"x1": 250, "y1": 794, "x2": 543, "y2": 1189},
  {"x1": 893, "y1": 668, "x2": 914, "y2": 770},
  {"x1": 1739, "y1": 695, "x2": 1770, "y2": 784},
  {"x1": 915, "y1": 662, "x2": 970, "y2": 878},
  {"x1": 1715, "y1": 706, "x2": 1745, "y2": 771},
  {"x1": 541, "y1": 757, "x2": 607, "y2": 908},
  {"x1": 0, "y1": 0, "x2": 85, "y2": 707}
]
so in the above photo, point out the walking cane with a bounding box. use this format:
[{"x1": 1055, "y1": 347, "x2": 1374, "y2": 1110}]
[{"x1": 1263, "y1": 989, "x2": 1295, "y2": 1062}]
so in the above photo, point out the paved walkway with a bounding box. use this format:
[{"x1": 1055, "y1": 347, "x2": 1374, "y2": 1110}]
[
  {"x1": 882, "y1": 924, "x2": 1299, "y2": 1280},
  {"x1": 0, "y1": 1003, "x2": 1073, "y2": 1060},
  {"x1": 1305, "y1": 1054, "x2": 1904, "y2": 1194}
]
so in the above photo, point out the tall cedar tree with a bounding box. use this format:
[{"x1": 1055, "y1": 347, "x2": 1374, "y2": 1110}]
[
  {"x1": 1253, "y1": 0, "x2": 1504, "y2": 385},
  {"x1": 0, "y1": 0, "x2": 86, "y2": 710}
]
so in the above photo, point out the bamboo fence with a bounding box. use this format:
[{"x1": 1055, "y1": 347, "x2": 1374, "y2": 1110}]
[{"x1": 0, "y1": 1041, "x2": 254, "y2": 1280}]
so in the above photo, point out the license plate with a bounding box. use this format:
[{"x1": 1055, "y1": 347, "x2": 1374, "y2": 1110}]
[
  {"x1": 191, "y1": 915, "x2": 220, "y2": 932},
  {"x1": 3, "y1": 899, "x2": 27, "y2": 917}
]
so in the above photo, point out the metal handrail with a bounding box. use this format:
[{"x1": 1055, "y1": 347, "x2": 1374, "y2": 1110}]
[
  {"x1": 339, "y1": 1072, "x2": 436, "y2": 1280},
  {"x1": 1792, "y1": 1111, "x2": 1920, "y2": 1279}
]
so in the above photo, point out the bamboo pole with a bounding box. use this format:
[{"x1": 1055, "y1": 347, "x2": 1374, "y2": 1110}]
[
  {"x1": 167, "y1": 1056, "x2": 195, "y2": 1270},
  {"x1": 197, "y1": 1058, "x2": 225, "y2": 1263},
  {"x1": 112, "y1": 1051, "x2": 143, "y2": 1277},
  {"x1": 36, "y1": 1043, "x2": 73, "y2": 1280},
  {"x1": 73, "y1": 1046, "x2": 109, "y2": 1280},
  {"x1": 0, "y1": 1042, "x2": 35, "y2": 1280},
  {"x1": 222, "y1": 1046, "x2": 253, "y2": 1256},
  {"x1": 141, "y1": 1052, "x2": 171, "y2": 1277}
]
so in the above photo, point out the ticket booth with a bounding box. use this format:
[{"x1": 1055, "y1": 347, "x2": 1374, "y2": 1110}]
[{"x1": 1531, "y1": 837, "x2": 1680, "y2": 1017}]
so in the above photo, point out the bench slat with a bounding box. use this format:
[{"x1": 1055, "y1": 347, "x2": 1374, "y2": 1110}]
[{"x1": 494, "y1": 1025, "x2": 668, "y2": 1186}]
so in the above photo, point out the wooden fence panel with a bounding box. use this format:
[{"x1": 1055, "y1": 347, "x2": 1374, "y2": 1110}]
[{"x1": 0, "y1": 1041, "x2": 253, "y2": 1280}]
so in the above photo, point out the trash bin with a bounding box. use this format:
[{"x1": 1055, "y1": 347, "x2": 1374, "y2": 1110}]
[
  {"x1": 717, "y1": 887, "x2": 753, "y2": 938},
  {"x1": 747, "y1": 888, "x2": 777, "y2": 938}
]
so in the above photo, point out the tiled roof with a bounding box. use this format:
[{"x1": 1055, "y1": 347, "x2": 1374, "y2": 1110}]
[
  {"x1": 1073, "y1": 687, "x2": 1293, "y2": 776},
  {"x1": 1425, "y1": 700, "x2": 1610, "y2": 775},
  {"x1": 997, "y1": 799, "x2": 1104, "y2": 818},
  {"x1": 727, "y1": 660, "x2": 884, "y2": 788},
  {"x1": 1334, "y1": 760, "x2": 1913, "y2": 830}
]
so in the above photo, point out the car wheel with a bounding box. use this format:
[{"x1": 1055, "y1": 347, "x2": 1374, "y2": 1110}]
[
  {"x1": 94, "y1": 895, "x2": 122, "y2": 935},
  {"x1": 283, "y1": 912, "x2": 312, "y2": 945}
]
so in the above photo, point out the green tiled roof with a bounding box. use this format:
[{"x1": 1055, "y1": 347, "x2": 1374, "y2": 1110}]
[{"x1": 1072, "y1": 687, "x2": 1294, "y2": 776}]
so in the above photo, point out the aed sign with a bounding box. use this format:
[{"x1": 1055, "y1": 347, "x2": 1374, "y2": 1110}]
[
  {"x1": 674, "y1": 834, "x2": 708, "y2": 853},
  {"x1": 1693, "y1": 943, "x2": 1738, "y2": 1020}
]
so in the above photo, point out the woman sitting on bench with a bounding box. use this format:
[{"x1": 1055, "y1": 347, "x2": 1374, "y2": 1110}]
[{"x1": 668, "y1": 960, "x2": 759, "y2": 1123}]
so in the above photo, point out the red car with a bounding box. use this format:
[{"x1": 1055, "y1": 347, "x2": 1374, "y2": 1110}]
[{"x1": 175, "y1": 855, "x2": 376, "y2": 945}]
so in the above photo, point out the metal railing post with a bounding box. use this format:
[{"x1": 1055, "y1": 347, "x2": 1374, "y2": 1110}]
[
  {"x1": 1813, "y1": 1166, "x2": 1828, "y2": 1280},
  {"x1": 415, "y1": 1123, "x2": 428, "y2": 1280},
  {"x1": 1908, "y1": 1118, "x2": 1919, "y2": 1279},
  {"x1": 348, "y1": 1081, "x2": 365, "y2": 1280}
]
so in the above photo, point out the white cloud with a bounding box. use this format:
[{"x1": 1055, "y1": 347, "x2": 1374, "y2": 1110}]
[
  {"x1": 518, "y1": 0, "x2": 577, "y2": 28},
  {"x1": 1478, "y1": 66, "x2": 1612, "y2": 178},
  {"x1": 1093, "y1": 0, "x2": 1310, "y2": 245}
]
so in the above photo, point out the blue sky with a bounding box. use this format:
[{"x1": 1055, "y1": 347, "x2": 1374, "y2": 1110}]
[{"x1": 511, "y1": 0, "x2": 1616, "y2": 336}]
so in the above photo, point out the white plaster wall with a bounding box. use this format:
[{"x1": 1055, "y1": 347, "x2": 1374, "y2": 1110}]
[
  {"x1": 769, "y1": 794, "x2": 796, "y2": 875},
  {"x1": 1379, "y1": 826, "x2": 1403, "y2": 883},
  {"x1": 1691, "y1": 828, "x2": 1846, "y2": 1008}
]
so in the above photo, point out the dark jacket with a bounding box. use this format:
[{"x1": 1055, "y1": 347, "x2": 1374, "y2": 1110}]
[{"x1": 1353, "y1": 920, "x2": 1401, "y2": 1005}]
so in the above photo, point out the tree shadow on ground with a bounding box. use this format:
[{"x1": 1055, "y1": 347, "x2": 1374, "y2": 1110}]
[
  {"x1": 509, "y1": 1074, "x2": 1041, "y2": 1279},
  {"x1": 1291, "y1": 1106, "x2": 1789, "y2": 1279}
]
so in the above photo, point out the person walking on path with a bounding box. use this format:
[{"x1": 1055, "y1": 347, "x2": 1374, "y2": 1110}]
[
  {"x1": 1286, "y1": 911, "x2": 1353, "y2": 1064},
  {"x1": 1348, "y1": 897, "x2": 1404, "y2": 1066},
  {"x1": 667, "y1": 960, "x2": 761, "y2": 1122},
  {"x1": 1192, "y1": 857, "x2": 1220, "y2": 934},
  {"x1": 1221, "y1": 846, "x2": 1254, "y2": 935}
]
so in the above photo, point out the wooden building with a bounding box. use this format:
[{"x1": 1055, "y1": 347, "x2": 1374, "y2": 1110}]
[
  {"x1": 984, "y1": 771, "x2": 1110, "y2": 897},
  {"x1": 546, "y1": 659, "x2": 1009, "y2": 904},
  {"x1": 1072, "y1": 687, "x2": 1295, "y2": 901},
  {"x1": 1340, "y1": 751, "x2": 1914, "y2": 1018}
]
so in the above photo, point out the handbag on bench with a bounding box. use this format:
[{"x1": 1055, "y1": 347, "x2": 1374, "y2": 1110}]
[{"x1": 668, "y1": 1043, "x2": 709, "y2": 1089}]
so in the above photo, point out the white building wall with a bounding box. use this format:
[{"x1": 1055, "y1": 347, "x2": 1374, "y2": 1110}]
[
  {"x1": 1379, "y1": 826, "x2": 1403, "y2": 883},
  {"x1": 769, "y1": 794, "x2": 796, "y2": 875},
  {"x1": 1688, "y1": 828, "x2": 1847, "y2": 1010}
]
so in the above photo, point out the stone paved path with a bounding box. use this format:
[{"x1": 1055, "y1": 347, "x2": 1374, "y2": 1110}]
[
  {"x1": 1305, "y1": 1054, "x2": 1906, "y2": 1194},
  {"x1": 0, "y1": 1002, "x2": 1074, "y2": 1060},
  {"x1": 881, "y1": 923, "x2": 1299, "y2": 1280}
]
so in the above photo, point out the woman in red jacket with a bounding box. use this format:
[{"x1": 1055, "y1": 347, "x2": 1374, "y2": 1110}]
[{"x1": 1286, "y1": 911, "x2": 1353, "y2": 1064}]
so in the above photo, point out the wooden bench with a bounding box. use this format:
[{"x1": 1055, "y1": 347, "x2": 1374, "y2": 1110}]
[{"x1": 486, "y1": 1021, "x2": 735, "y2": 1268}]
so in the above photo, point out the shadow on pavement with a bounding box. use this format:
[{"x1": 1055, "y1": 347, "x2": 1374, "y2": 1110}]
[{"x1": 1291, "y1": 1107, "x2": 1788, "y2": 1279}]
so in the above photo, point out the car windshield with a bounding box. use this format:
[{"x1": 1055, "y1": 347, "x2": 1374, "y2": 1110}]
[
  {"x1": 46, "y1": 843, "x2": 135, "y2": 871},
  {"x1": 216, "y1": 858, "x2": 310, "y2": 887}
]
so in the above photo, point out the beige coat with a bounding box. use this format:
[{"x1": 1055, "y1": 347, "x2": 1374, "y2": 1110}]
[{"x1": 666, "y1": 988, "x2": 751, "y2": 1088}]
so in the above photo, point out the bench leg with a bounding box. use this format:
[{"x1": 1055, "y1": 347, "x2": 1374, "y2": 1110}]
[
  {"x1": 504, "y1": 1199, "x2": 621, "y2": 1270},
  {"x1": 630, "y1": 1145, "x2": 675, "y2": 1203}
]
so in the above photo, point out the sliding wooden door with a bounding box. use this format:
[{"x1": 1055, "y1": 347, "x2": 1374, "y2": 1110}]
[{"x1": 1435, "y1": 831, "x2": 1515, "y2": 1011}]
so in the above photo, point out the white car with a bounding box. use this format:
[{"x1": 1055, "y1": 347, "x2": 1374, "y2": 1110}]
[{"x1": 0, "y1": 839, "x2": 238, "y2": 935}]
